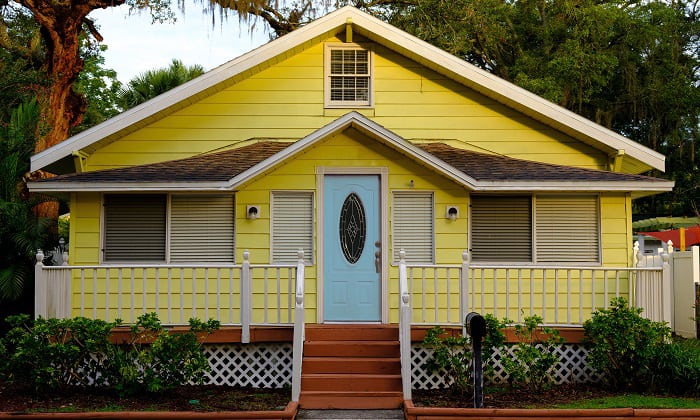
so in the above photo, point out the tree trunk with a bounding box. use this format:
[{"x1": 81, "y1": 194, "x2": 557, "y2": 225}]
[
  {"x1": 17, "y1": 0, "x2": 125, "y2": 220},
  {"x1": 18, "y1": 0, "x2": 125, "y2": 153}
]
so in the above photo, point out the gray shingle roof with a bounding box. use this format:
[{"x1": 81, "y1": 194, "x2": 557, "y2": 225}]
[
  {"x1": 36, "y1": 141, "x2": 666, "y2": 186},
  {"x1": 418, "y1": 143, "x2": 666, "y2": 183}
]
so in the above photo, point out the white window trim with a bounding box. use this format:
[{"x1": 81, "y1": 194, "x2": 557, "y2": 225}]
[
  {"x1": 269, "y1": 190, "x2": 315, "y2": 265},
  {"x1": 469, "y1": 194, "x2": 602, "y2": 267},
  {"x1": 324, "y1": 43, "x2": 374, "y2": 108}
]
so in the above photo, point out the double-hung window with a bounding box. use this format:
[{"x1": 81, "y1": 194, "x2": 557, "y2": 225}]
[
  {"x1": 470, "y1": 195, "x2": 600, "y2": 264},
  {"x1": 103, "y1": 194, "x2": 235, "y2": 263},
  {"x1": 325, "y1": 44, "x2": 372, "y2": 107}
]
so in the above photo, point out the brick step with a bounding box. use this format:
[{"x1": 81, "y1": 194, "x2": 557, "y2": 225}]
[
  {"x1": 299, "y1": 391, "x2": 404, "y2": 409},
  {"x1": 304, "y1": 340, "x2": 399, "y2": 358},
  {"x1": 302, "y1": 356, "x2": 401, "y2": 374},
  {"x1": 305, "y1": 325, "x2": 398, "y2": 341},
  {"x1": 301, "y1": 373, "x2": 402, "y2": 392}
]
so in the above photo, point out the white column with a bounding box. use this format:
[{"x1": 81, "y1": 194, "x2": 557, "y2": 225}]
[
  {"x1": 461, "y1": 250, "x2": 470, "y2": 337},
  {"x1": 34, "y1": 250, "x2": 46, "y2": 319},
  {"x1": 240, "y1": 251, "x2": 251, "y2": 344},
  {"x1": 291, "y1": 250, "x2": 305, "y2": 402},
  {"x1": 398, "y1": 249, "x2": 412, "y2": 400}
]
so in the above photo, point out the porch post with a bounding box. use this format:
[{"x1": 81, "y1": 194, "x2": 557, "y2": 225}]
[
  {"x1": 291, "y1": 250, "x2": 305, "y2": 402},
  {"x1": 240, "y1": 251, "x2": 251, "y2": 344},
  {"x1": 34, "y1": 250, "x2": 47, "y2": 319},
  {"x1": 398, "y1": 249, "x2": 412, "y2": 400},
  {"x1": 461, "y1": 250, "x2": 470, "y2": 337},
  {"x1": 661, "y1": 251, "x2": 673, "y2": 327}
]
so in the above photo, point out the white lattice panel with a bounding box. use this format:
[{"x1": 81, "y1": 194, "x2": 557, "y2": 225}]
[
  {"x1": 203, "y1": 343, "x2": 292, "y2": 387},
  {"x1": 411, "y1": 343, "x2": 600, "y2": 390}
]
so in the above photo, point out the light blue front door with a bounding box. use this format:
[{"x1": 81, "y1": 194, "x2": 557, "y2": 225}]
[{"x1": 323, "y1": 175, "x2": 381, "y2": 321}]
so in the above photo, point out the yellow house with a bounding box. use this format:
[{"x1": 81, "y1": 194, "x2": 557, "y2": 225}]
[{"x1": 29, "y1": 6, "x2": 673, "y2": 408}]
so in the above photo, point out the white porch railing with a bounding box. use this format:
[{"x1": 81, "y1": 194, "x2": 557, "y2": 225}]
[
  {"x1": 34, "y1": 249, "x2": 306, "y2": 346},
  {"x1": 401, "y1": 250, "x2": 669, "y2": 327}
]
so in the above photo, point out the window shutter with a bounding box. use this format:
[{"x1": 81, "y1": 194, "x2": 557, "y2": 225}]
[
  {"x1": 471, "y1": 196, "x2": 532, "y2": 262},
  {"x1": 104, "y1": 194, "x2": 166, "y2": 261},
  {"x1": 272, "y1": 192, "x2": 313, "y2": 263},
  {"x1": 170, "y1": 195, "x2": 234, "y2": 263},
  {"x1": 535, "y1": 195, "x2": 600, "y2": 263},
  {"x1": 392, "y1": 192, "x2": 434, "y2": 263}
]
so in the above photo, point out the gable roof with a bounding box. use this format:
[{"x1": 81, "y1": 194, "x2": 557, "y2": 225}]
[
  {"x1": 29, "y1": 112, "x2": 673, "y2": 196},
  {"x1": 30, "y1": 7, "x2": 666, "y2": 175}
]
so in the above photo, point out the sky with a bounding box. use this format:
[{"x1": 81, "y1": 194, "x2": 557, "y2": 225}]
[{"x1": 90, "y1": 3, "x2": 270, "y2": 83}]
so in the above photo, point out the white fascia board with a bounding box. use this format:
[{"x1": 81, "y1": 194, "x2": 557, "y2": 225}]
[
  {"x1": 27, "y1": 181, "x2": 229, "y2": 192},
  {"x1": 472, "y1": 180, "x2": 674, "y2": 192}
]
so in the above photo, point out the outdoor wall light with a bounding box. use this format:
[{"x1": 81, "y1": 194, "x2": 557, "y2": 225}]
[
  {"x1": 247, "y1": 205, "x2": 260, "y2": 220},
  {"x1": 409, "y1": 179, "x2": 415, "y2": 188},
  {"x1": 446, "y1": 206, "x2": 459, "y2": 221}
]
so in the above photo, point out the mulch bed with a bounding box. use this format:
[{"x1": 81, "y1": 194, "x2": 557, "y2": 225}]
[
  {"x1": 0, "y1": 382, "x2": 290, "y2": 413},
  {"x1": 412, "y1": 384, "x2": 614, "y2": 409}
]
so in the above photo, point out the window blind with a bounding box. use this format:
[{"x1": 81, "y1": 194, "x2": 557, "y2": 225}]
[{"x1": 392, "y1": 192, "x2": 434, "y2": 263}]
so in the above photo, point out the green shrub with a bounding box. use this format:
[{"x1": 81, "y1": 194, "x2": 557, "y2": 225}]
[
  {"x1": 422, "y1": 326, "x2": 472, "y2": 395},
  {"x1": 648, "y1": 338, "x2": 700, "y2": 396},
  {"x1": 0, "y1": 314, "x2": 117, "y2": 392},
  {"x1": 1, "y1": 313, "x2": 220, "y2": 395},
  {"x1": 111, "y1": 313, "x2": 220, "y2": 395},
  {"x1": 583, "y1": 297, "x2": 670, "y2": 391},
  {"x1": 501, "y1": 314, "x2": 563, "y2": 392},
  {"x1": 422, "y1": 315, "x2": 506, "y2": 396}
]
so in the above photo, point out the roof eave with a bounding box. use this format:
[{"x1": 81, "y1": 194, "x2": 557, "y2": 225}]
[
  {"x1": 472, "y1": 180, "x2": 675, "y2": 192},
  {"x1": 27, "y1": 181, "x2": 230, "y2": 192}
]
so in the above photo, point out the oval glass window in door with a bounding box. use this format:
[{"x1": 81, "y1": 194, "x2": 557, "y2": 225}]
[{"x1": 339, "y1": 192, "x2": 366, "y2": 264}]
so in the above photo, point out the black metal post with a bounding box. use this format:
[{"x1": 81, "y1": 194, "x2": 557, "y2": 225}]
[
  {"x1": 472, "y1": 332, "x2": 483, "y2": 408},
  {"x1": 465, "y1": 312, "x2": 486, "y2": 409}
]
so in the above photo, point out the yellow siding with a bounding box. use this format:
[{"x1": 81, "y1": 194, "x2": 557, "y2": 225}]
[
  {"x1": 84, "y1": 37, "x2": 607, "y2": 172},
  {"x1": 66, "y1": 33, "x2": 639, "y2": 325},
  {"x1": 69, "y1": 129, "x2": 632, "y2": 324}
]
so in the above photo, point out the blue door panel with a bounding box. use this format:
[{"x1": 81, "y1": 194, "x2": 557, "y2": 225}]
[{"x1": 323, "y1": 175, "x2": 380, "y2": 321}]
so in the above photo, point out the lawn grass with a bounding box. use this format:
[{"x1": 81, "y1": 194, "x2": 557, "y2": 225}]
[{"x1": 554, "y1": 394, "x2": 700, "y2": 409}]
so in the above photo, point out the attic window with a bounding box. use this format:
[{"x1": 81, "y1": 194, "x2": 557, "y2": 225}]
[{"x1": 325, "y1": 44, "x2": 372, "y2": 108}]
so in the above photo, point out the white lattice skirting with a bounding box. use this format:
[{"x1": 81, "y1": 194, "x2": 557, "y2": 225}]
[
  {"x1": 203, "y1": 343, "x2": 293, "y2": 387},
  {"x1": 410, "y1": 343, "x2": 601, "y2": 389},
  {"x1": 200, "y1": 343, "x2": 600, "y2": 389}
]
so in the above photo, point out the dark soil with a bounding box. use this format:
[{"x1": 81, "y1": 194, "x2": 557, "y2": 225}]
[
  {"x1": 412, "y1": 384, "x2": 614, "y2": 409},
  {"x1": 1, "y1": 382, "x2": 684, "y2": 413},
  {"x1": 0, "y1": 382, "x2": 290, "y2": 413}
]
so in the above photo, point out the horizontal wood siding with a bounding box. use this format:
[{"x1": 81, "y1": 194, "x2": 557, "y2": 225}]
[
  {"x1": 84, "y1": 35, "x2": 607, "y2": 171},
  {"x1": 70, "y1": 156, "x2": 630, "y2": 325}
]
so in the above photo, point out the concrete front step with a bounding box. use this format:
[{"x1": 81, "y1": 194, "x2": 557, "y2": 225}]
[
  {"x1": 298, "y1": 391, "x2": 404, "y2": 409},
  {"x1": 302, "y1": 356, "x2": 401, "y2": 374}
]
